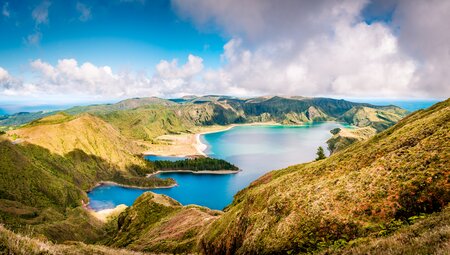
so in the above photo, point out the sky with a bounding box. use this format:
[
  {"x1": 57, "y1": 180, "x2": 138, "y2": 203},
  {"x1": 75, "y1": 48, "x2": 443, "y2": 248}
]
[{"x1": 0, "y1": 0, "x2": 449, "y2": 107}]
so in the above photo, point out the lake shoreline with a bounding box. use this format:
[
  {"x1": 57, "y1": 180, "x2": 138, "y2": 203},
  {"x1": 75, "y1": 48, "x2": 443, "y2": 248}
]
[
  {"x1": 147, "y1": 169, "x2": 241, "y2": 177},
  {"x1": 87, "y1": 180, "x2": 178, "y2": 193},
  {"x1": 143, "y1": 121, "x2": 282, "y2": 157}
]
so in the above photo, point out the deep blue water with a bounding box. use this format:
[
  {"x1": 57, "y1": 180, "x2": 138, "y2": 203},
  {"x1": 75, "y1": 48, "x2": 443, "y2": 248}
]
[{"x1": 88, "y1": 122, "x2": 346, "y2": 210}]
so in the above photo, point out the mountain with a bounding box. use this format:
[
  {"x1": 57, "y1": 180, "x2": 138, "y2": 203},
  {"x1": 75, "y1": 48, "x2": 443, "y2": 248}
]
[
  {"x1": 69, "y1": 96, "x2": 407, "y2": 142},
  {"x1": 0, "y1": 96, "x2": 408, "y2": 144},
  {"x1": 65, "y1": 97, "x2": 176, "y2": 115},
  {"x1": 199, "y1": 99, "x2": 449, "y2": 254}
]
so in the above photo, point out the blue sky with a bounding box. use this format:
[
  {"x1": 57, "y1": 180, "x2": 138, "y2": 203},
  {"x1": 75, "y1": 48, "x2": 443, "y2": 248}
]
[
  {"x1": 0, "y1": 0, "x2": 448, "y2": 110},
  {"x1": 0, "y1": 0, "x2": 226, "y2": 74}
]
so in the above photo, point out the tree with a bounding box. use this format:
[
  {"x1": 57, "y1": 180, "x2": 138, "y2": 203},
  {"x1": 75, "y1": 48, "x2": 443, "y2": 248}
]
[{"x1": 315, "y1": 146, "x2": 326, "y2": 161}]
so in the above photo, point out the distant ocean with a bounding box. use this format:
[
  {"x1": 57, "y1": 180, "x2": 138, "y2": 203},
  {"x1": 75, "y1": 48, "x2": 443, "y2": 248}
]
[{"x1": 349, "y1": 99, "x2": 441, "y2": 112}]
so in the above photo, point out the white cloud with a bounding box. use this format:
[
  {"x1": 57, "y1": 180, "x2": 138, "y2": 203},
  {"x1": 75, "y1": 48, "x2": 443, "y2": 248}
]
[
  {"x1": 26, "y1": 0, "x2": 51, "y2": 46},
  {"x1": 76, "y1": 2, "x2": 91, "y2": 22},
  {"x1": 393, "y1": 0, "x2": 450, "y2": 96},
  {"x1": 3, "y1": 0, "x2": 449, "y2": 99},
  {"x1": 0, "y1": 56, "x2": 208, "y2": 98},
  {"x1": 171, "y1": 0, "x2": 449, "y2": 98},
  {"x1": 2, "y1": 2, "x2": 10, "y2": 17},
  {"x1": 25, "y1": 32, "x2": 42, "y2": 46},
  {"x1": 32, "y1": 0, "x2": 51, "y2": 25}
]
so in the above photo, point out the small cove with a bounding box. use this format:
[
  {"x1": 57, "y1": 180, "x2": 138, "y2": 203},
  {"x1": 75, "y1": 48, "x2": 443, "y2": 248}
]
[{"x1": 88, "y1": 122, "x2": 346, "y2": 210}]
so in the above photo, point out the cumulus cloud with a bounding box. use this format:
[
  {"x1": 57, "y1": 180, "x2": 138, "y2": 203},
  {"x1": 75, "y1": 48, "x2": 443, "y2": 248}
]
[
  {"x1": 393, "y1": 0, "x2": 450, "y2": 96},
  {"x1": 172, "y1": 0, "x2": 435, "y2": 98},
  {"x1": 76, "y1": 2, "x2": 92, "y2": 22},
  {"x1": 0, "y1": 55, "x2": 208, "y2": 98},
  {"x1": 2, "y1": 0, "x2": 449, "y2": 99}
]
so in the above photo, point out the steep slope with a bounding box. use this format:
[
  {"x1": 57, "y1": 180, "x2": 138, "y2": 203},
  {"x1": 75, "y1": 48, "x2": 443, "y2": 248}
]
[
  {"x1": 99, "y1": 106, "x2": 193, "y2": 141},
  {"x1": 0, "y1": 114, "x2": 174, "y2": 242},
  {"x1": 319, "y1": 206, "x2": 450, "y2": 255},
  {"x1": 339, "y1": 106, "x2": 407, "y2": 131},
  {"x1": 8, "y1": 113, "x2": 146, "y2": 171},
  {"x1": 108, "y1": 192, "x2": 221, "y2": 254},
  {"x1": 97, "y1": 97, "x2": 406, "y2": 141},
  {"x1": 201, "y1": 99, "x2": 449, "y2": 254}
]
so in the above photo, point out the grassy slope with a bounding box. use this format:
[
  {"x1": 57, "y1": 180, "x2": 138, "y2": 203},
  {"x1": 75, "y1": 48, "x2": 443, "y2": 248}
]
[
  {"x1": 107, "y1": 192, "x2": 221, "y2": 254},
  {"x1": 9, "y1": 113, "x2": 146, "y2": 171},
  {"x1": 201, "y1": 99, "x2": 449, "y2": 254},
  {"x1": 0, "y1": 114, "x2": 174, "y2": 242},
  {"x1": 320, "y1": 206, "x2": 450, "y2": 255},
  {"x1": 0, "y1": 225, "x2": 148, "y2": 255}
]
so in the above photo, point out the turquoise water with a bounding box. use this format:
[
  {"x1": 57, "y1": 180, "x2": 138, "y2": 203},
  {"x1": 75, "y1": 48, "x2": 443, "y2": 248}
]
[
  {"x1": 88, "y1": 122, "x2": 346, "y2": 210},
  {"x1": 144, "y1": 155, "x2": 188, "y2": 161}
]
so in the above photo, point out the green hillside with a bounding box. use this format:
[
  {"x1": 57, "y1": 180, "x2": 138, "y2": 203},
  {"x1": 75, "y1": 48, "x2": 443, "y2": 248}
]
[
  {"x1": 107, "y1": 192, "x2": 221, "y2": 254},
  {"x1": 73, "y1": 96, "x2": 408, "y2": 143},
  {"x1": 0, "y1": 96, "x2": 408, "y2": 144},
  {"x1": 0, "y1": 114, "x2": 174, "y2": 242},
  {"x1": 200, "y1": 99, "x2": 449, "y2": 254}
]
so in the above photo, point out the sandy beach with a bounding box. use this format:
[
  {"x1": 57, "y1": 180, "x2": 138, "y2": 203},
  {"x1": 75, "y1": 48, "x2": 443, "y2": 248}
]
[{"x1": 144, "y1": 122, "x2": 280, "y2": 157}]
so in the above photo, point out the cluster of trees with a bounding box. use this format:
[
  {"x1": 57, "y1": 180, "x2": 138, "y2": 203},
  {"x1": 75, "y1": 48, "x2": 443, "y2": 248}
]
[{"x1": 154, "y1": 157, "x2": 239, "y2": 171}]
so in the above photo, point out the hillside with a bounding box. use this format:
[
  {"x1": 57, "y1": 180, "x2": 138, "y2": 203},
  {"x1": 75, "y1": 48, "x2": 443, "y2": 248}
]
[
  {"x1": 8, "y1": 113, "x2": 147, "y2": 171},
  {"x1": 107, "y1": 192, "x2": 221, "y2": 254},
  {"x1": 0, "y1": 225, "x2": 149, "y2": 255},
  {"x1": 200, "y1": 99, "x2": 449, "y2": 254},
  {"x1": 0, "y1": 97, "x2": 407, "y2": 145},
  {"x1": 0, "y1": 114, "x2": 174, "y2": 242},
  {"x1": 76, "y1": 96, "x2": 408, "y2": 142}
]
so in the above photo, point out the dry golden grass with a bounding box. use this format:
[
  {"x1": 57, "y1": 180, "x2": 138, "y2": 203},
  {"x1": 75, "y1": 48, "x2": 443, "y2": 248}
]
[
  {"x1": 8, "y1": 113, "x2": 146, "y2": 170},
  {"x1": 0, "y1": 225, "x2": 152, "y2": 255}
]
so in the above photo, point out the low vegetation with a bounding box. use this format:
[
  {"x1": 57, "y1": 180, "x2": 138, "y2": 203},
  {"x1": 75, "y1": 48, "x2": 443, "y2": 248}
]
[
  {"x1": 106, "y1": 192, "x2": 221, "y2": 254},
  {"x1": 0, "y1": 113, "x2": 174, "y2": 242},
  {"x1": 0, "y1": 224, "x2": 148, "y2": 255},
  {"x1": 200, "y1": 99, "x2": 449, "y2": 254},
  {"x1": 154, "y1": 157, "x2": 239, "y2": 171},
  {"x1": 320, "y1": 206, "x2": 450, "y2": 255}
]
